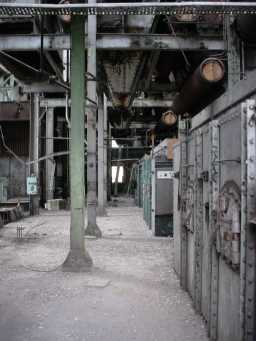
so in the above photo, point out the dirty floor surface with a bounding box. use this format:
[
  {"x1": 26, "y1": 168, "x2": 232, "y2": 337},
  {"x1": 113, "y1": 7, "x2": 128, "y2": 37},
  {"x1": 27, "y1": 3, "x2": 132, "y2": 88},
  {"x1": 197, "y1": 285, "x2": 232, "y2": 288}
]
[{"x1": 0, "y1": 202, "x2": 208, "y2": 341}]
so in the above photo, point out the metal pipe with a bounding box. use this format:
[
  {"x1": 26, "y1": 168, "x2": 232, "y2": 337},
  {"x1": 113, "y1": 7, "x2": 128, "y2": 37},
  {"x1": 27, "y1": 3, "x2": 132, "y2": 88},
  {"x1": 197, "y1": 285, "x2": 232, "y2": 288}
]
[
  {"x1": 112, "y1": 158, "x2": 139, "y2": 162},
  {"x1": 41, "y1": 136, "x2": 70, "y2": 140},
  {"x1": 106, "y1": 137, "x2": 143, "y2": 141},
  {"x1": 170, "y1": 58, "x2": 225, "y2": 117},
  {"x1": 65, "y1": 92, "x2": 70, "y2": 128},
  {"x1": 111, "y1": 146, "x2": 151, "y2": 150}
]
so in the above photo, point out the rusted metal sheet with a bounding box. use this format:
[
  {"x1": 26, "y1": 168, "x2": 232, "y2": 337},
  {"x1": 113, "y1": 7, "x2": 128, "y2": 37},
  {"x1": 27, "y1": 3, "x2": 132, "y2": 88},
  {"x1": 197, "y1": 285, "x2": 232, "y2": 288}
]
[
  {"x1": 0, "y1": 121, "x2": 29, "y2": 156},
  {"x1": 0, "y1": 102, "x2": 30, "y2": 121},
  {"x1": 174, "y1": 73, "x2": 256, "y2": 340}
]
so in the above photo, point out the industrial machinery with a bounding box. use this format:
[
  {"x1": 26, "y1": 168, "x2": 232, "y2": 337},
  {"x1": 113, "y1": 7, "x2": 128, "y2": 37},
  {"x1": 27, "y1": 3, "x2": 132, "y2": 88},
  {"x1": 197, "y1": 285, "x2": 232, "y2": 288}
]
[
  {"x1": 151, "y1": 155, "x2": 173, "y2": 237},
  {"x1": 138, "y1": 138, "x2": 176, "y2": 237}
]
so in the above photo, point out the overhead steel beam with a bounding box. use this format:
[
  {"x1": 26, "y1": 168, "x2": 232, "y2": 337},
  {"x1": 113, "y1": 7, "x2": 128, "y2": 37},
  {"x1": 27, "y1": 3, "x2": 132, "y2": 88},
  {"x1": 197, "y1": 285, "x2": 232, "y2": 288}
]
[
  {"x1": 112, "y1": 123, "x2": 156, "y2": 129},
  {"x1": 0, "y1": 2, "x2": 255, "y2": 16},
  {"x1": 22, "y1": 83, "x2": 66, "y2": 93},
  {"x1": 40, "y1": 98, "x2": 174, "y2": 108},
  {"x1": 0, "y1": 34, "x2": 225, "y2": 51},
  {"x1": 109, "y1": 99, "x2": 174, "y2": 107},
  {"x1": 40, "y1": 98, "x2": 70, "y2": 107}
]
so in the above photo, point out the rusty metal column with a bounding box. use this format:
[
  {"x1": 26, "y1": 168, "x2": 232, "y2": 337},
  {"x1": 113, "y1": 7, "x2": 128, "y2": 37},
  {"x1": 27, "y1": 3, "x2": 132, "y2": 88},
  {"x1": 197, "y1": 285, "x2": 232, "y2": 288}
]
[
  {"x1": 45, "y1": 107, "x2": 54, "y2": 202},
  {"x1": 63, "y1": 15, "x2": 92, "y2": 271},
  {"x1": 85, "y1": 0, "x2": 102, "y2": 237},
  {"x1": 97, "y1": 92, "x2": 107, "y2": 216}
]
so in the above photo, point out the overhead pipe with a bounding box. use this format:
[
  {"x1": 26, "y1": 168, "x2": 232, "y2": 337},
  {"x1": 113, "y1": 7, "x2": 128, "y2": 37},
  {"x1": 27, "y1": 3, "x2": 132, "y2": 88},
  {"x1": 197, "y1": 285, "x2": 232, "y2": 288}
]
[
  {"x1": 169, "y1": 57, "x2": 225, "y2": 117},
  {"x1": 152, "y1": 58, "x2": 225, "y2": 136}
]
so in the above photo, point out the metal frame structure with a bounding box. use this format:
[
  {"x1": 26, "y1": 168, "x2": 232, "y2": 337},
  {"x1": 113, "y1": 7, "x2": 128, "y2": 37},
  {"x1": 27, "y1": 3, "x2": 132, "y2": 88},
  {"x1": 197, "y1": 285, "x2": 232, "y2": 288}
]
[
  {"x1": 1, "y1": 2, "x2": 256, "y2": 16},
  {"x1": 0, "y1": 34, "x2": 224, "y2": 51}
]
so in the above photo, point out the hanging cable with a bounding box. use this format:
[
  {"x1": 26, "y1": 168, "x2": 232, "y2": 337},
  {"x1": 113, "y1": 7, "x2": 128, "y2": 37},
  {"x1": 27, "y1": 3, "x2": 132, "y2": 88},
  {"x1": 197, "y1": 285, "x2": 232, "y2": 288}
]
[
  {"x1": 0, "y1": 125, "x2": 25, "y2": 165},
  {"x1": 165, "y1": 16, "x2": 191, "y2": 68}
]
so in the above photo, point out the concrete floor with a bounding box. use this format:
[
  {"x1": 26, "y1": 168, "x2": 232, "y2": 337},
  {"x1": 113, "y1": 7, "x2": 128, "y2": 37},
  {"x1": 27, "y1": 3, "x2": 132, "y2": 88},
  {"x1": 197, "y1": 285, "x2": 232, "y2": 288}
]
[{"x1": 0, "y1": 199, "x2": 208, "y2": 341}]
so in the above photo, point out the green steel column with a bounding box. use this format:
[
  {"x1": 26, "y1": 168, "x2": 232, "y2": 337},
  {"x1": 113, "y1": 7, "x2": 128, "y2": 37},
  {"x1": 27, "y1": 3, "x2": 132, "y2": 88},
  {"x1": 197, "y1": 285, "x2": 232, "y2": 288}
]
[
  {"x1": 63, "y1": 15, "x2": 92, "y2": 271},
  {"x1": 85, "y1": 0, "x2": 102, "y2": 237}
]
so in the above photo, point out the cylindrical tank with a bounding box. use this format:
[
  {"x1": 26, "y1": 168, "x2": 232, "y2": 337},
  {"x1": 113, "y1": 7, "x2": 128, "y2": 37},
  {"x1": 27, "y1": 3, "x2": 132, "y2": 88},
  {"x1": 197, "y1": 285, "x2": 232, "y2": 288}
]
[
  {"x1": 170, "y1": 57, "x2": 225, "y2": 117},
  {"x1": 235, "y1": 15, "x2": 256, "y2": 43}
]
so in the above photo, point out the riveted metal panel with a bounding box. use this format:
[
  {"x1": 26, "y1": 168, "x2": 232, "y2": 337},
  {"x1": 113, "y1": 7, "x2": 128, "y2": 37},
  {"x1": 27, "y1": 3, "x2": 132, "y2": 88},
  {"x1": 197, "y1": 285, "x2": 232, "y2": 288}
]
[
  {"x1": 219, "y1": 108, "x2": 241, "y2": 189},
  {"x1": 208, "y1": 120, "x2": 220, "y2": 340},
  {"x1": 194, "y1": 130, "x2": 204, "y2": 313},
  {"x1": 244, "y1": 99, "x2": 256, "y2": 341},
  {"x1": 173, "y1": 143, "x2": 181, "y2": 276},
  {"x1": 187, "y1": 135, "x2": 196, "y2": 298},
  {"x1": 240, "y1": 102, "x2": 247, "y2": 341},
  {"x1": 216, "y1": 107, "x2": 241, "y2": 341},
  {"x1": 217, "y1": 259, "x2": 240, "y2": 341},
  {"x1": 187, "y1": 230, "x2": 195, "y2": 298},
  {"x1": 180, "y1": 119, "x2": 190, "y2": 290},
  {"x1": 201, "y1": 125, "x2": 211, "y2": 322}
]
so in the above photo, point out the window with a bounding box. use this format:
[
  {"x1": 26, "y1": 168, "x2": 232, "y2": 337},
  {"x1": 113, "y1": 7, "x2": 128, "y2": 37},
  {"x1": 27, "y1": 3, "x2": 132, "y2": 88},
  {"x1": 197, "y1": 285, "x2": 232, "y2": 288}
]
[{"x1": 112, "y1": 166, "x2": 124, "y2": 183}]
